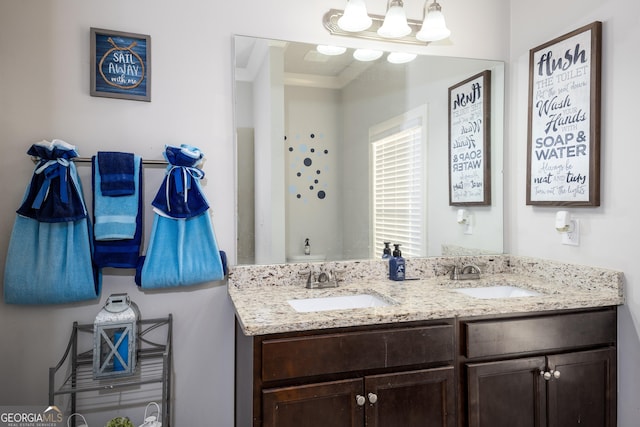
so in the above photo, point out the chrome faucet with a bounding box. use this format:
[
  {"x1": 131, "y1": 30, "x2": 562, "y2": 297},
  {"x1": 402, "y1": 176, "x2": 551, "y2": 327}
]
[
  {"x1": 449, "y1": 263, "x2": 481, "y2": 280},
  {"x1": 300, "y1": 266, "x2": 342, "y2": 289}
]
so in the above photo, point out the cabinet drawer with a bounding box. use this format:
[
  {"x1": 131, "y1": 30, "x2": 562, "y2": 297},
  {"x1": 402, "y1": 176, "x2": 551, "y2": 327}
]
[
  {"x1": 262, "y1": 324, "x2": 454, "y2": 382},
  {"x1": 463, "y1": 309, "x2": 616, "y2": 359}
]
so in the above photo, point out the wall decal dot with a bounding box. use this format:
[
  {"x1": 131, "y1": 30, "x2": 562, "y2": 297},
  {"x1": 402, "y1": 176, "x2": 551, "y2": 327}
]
[{"x1": 286, "y1": 130, "x2": 331, "y2": 202}]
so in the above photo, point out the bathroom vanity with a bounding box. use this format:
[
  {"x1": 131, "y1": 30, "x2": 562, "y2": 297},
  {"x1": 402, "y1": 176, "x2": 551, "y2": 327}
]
[
  {"x1": 459, "y1": 307, "x2": 616, "y2": 427},
  {"x1": 229, "y1": 256, "x2": 623, "y2": 427},
  {"x1": 236, "y1": 319, "x2": 456, "y2": 427}
]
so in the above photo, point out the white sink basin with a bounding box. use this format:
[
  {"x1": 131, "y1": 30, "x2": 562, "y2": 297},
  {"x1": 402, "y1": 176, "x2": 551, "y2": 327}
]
[
  {"x1": 452, "y1": 285, "x2": 542, "y2": 299},
  {"x1": 288, "y1": 293, "x2": 391, "y2": 313}
]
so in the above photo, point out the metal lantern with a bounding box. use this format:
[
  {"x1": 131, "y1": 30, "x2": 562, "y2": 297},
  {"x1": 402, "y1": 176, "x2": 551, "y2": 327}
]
[{"x1": 93, "y1": 293, "x2": 140, "y2": 379}]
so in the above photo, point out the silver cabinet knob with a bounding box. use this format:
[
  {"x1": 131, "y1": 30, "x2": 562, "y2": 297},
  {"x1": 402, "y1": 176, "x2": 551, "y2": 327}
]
[
  {"x1": 368, "y1": 393, "x2": 378, "y2": 404},
  {"x1": 356, "y1": 395, "x2": 366, "y2": 406},
  {"x1": 540, "y1": 370, "x2": 561, "y2": 380}
]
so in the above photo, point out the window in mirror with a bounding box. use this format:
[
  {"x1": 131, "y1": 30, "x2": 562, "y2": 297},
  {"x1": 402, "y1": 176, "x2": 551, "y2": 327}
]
[{"x1": 371, "y1": 106, "x2": 427, "y2": 258}]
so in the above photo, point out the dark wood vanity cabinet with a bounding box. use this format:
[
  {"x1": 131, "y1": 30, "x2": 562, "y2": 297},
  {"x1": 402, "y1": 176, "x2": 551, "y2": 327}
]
[
  {"x1": 235, "y1": 320, "x2": 457, "y2": 427},
  {"x1": 459, "y1": 307, "x2": 617, "y2": 427},
  {"x1": 262, "y1": 368, "x2": 454, "y2": 427},
  {"x1": 235, "y1": 306, "x2": 617, "y2": 427}
]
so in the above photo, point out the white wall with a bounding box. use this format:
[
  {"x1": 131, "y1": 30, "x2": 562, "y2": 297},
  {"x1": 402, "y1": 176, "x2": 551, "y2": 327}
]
[
  {"x1": 0, "y1": 0, "x2": 508, "y2": 425},
  {"x1": 507, "y1": 0, "x2": 640, "y2": 423},
  {"x1": 253, "y1": 44, "x2": 286, "y2": 264},
  {"x1": 285, "y1": 86, "x2": 342, "y2": 261}
]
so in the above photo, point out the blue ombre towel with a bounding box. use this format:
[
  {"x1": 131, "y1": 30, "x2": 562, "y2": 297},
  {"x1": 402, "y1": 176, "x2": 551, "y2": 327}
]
[
  {"x1": 5, "y1": 140, "x2": 100, "y2": 305},
  {"x1": 4, "y1": 216, "x2": 101, "y2": 304},
  {"x1": 136, "y1": 210, "x2": 225, "y2": 289},
  {"x1": 136, "y1": 145, "x2": 224, "y2": 289},
  {"x1": 93, "y1": 154, "x2": 141, "y2": 241},
  {"x1": 98, "y1": 151, "x2": 135, "y2": 196}
]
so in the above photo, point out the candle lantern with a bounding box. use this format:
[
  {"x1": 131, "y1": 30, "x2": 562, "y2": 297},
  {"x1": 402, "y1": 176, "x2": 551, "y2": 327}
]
[{"x1": 93, "y1": 293, "x2": 140, "y2": 379}]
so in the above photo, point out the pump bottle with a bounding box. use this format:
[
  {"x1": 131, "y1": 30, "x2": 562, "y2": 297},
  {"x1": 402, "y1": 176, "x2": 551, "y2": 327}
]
[
  {"x1": 389, "y1": 244, "x2": 405, "y2": 281},
  {"x1": 381, "y1": 242, "x2": 391, "y2": 259}
]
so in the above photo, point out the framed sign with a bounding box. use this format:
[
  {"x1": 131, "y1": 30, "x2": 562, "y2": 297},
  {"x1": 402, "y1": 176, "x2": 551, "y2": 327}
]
[
  {"x1": 90, "y1": 28, "x2": 151, "y2": 102},
  {"x1": 526, "y1": 22, "x2": 601, "y2": 206},
  {"x1": 448, "y1": 70, "x2": 491, "y2": 206}
]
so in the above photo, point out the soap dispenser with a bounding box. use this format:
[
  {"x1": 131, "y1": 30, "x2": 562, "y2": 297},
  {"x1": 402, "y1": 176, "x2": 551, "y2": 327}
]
[
  {"x1": 389, "y1": 244, "x2": 405, "y2": 281},
  {"x1": 381, "y1": 242, "x2": 391, "y2": 259},
  {"x1": 304, "y1": 238, "x2": 311, "y2": 255}
]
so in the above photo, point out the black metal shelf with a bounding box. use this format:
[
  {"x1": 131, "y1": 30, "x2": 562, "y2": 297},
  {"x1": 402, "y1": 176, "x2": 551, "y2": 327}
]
[{"x1": 49, "y1": 316, "x2": 172, "y2": 427}]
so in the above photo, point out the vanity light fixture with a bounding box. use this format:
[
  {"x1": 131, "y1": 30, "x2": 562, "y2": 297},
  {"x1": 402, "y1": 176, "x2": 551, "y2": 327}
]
[
  {"x1": 377, "y1": 0, "x2": 411, "y2": 38},
  {"x1": 316, "y1": 45, "x2": 348, "y2": 56},
  {"x1": 353, "y1": 48, "x2": 384, "y2": 61},
  {"x1": 325, "y1": 0, "x2": 450, "y2": 46},
  {"x1": 337, "y1": 0, "x2": 373, "y2": 32},
  {"x1": 316, "y1": 45, "x2": 416, "y2": 64},
  {"x1": 387, "y1": 51, "x2": 418, "y2": 64},
  {"x1": 416, "y1": 0, "x2": 450, "y2": 41}
]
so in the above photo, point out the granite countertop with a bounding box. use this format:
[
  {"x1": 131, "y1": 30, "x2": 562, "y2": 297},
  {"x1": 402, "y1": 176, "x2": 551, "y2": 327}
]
[{"x1": 228, "y1": 255, "x2": 624, "y2": 336}]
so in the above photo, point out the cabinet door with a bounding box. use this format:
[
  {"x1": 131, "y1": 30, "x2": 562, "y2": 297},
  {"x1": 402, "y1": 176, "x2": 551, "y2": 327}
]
[
  {"x1": 262, "y1": 378, "x2": 363, "y2": 427},
  {"x1": 467, "y1": 357, "x2": 546, "y2": 427},
  {"x1": 365, "y1": 367, "x2": 456, "y2": 427},
  {"x1": 546, "y1": 348, "x2": 616, "y2": 427}
]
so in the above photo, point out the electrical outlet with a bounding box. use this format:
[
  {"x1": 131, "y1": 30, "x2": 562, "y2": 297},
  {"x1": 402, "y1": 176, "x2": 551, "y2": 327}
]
[
  {"x1": 464, "y1": 223, "x2": 473, "y2": 235},
  {"x1": 561, "y1": 219, "x2": 580, "y2": 246}
]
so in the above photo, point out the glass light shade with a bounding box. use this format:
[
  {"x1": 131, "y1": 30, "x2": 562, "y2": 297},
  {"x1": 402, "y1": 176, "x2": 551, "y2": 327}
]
[
  {"x1": 416, "y1": 2, "x2": 451, "y2": 42},
  {"x1": 387, "y1": 52, "x2": 418, "y2": 64},
  {"x1": 353, "y1": 49, "x2": 384, "y2": 61},
  {"x1": 377, "y1": 1, "x2": 412, "y2": 38},
  {"x1": 337, "y1": 0, "x2": 373, "y2": 32},
  {"x1": 317, "y1": 45, "x2": 347, "y2": 56}
]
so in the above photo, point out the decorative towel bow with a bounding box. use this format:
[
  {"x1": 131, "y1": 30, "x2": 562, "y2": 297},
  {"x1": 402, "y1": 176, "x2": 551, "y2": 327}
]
[
  {"x1": 151, "y1": 145, "x2": 210, "y2": 219},
  {"x1": 164, "y1": 165, "x2": 205, "y2": 214},
  {"x1": 16, "y1": 140, "x2": 88, "y2": 223},
  {"x1": 31, "y1": 158, "x2": 71, "y2": 209}
]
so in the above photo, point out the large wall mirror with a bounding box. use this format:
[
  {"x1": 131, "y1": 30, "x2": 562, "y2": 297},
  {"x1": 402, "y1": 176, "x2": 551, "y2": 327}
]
[{"x1": 234, "y1": 35, "x2": 504, "y2": 265}]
